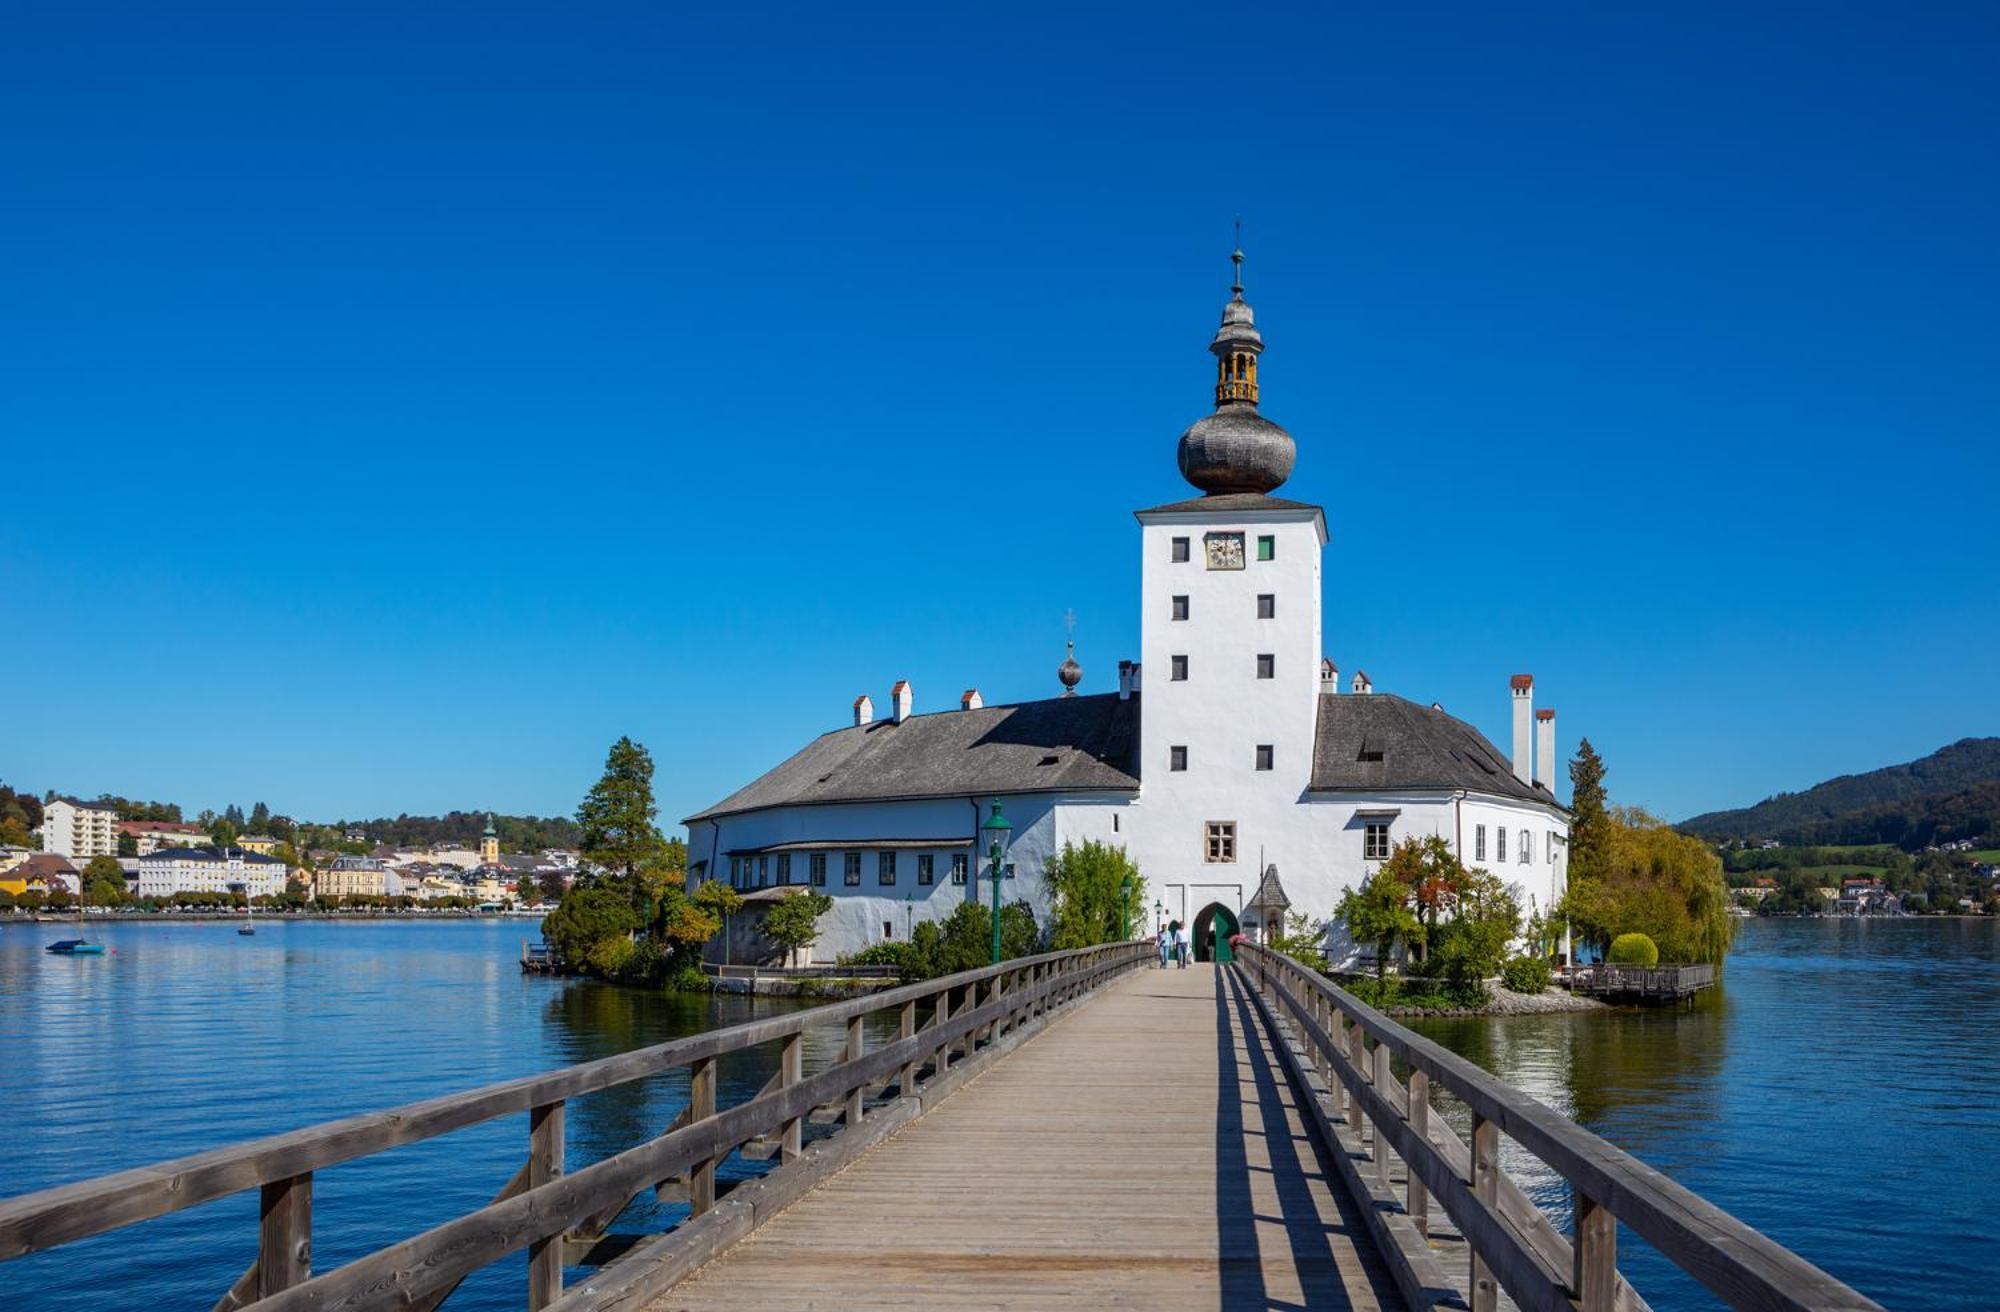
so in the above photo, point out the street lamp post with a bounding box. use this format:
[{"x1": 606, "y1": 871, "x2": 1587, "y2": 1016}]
[
  {"x1": 1120, "y1": 874, "x2": 1134, "y2": 941},
  {"x1": 980, "y1": 801, "x2": 1011, "y2": 965}
]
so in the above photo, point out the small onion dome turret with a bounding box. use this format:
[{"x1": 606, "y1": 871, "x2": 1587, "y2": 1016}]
[
  {"x1": 1176, "y1": 246, "x2": 1296, "y2": 496},
  {"x1": 1057, "y1": 641, "x2": 1083, "y2": 696}
]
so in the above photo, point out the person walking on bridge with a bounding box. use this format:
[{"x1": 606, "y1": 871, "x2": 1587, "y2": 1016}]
[
  {"x1": 1155, "y1": 922, "x2": 1171, "y2": 969},
  {"x1": 1173, "y1": 920, "x2": 1190, "y2": 968}
]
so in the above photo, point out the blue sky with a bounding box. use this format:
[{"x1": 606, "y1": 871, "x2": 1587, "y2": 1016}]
[{"x1": 3, "y1": 2, "x2": 1996, "y2": 829}]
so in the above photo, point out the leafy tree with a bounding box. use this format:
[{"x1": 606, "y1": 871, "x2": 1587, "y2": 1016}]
[
  {"x1": 1336, "y1": 866, "x2": 1421, "y2": 982},
  {"x1": 537, "y1": 871, "x2": 568, "y2": 903},
  {"x1": 933, "y1": 899, "x2": 1039, "y2": 974},
  {"x1": 211, "y1": 819, "x2": 240, "y2": 849},
  {"x1": 116, "y1": 831, "x2": 139, "y2": 857},
  {"x1": 82, "y1": 855, "x2": 127, "y2": 906},
  {"x1": 1041, "y1": 840, "x2": 1146, "y2": 948},
  {"x1": 541, "y1": 886, "x2": 640, "y2": 967},
  {"x1": 1265, "y1": 910, "x2": 1330, "y2": 971},
  {"x1": 516, "y1": 877, "x2": 538, "y2": 901},
  {"x1": 17, "y1": 890, "x2": 46, "y2": 911},
  {"x1": 1568, "y1": 739, "x2": 1610, "y2": 887},
  {"x1": 763, "y1": 889, "x2": 834, "y2": 965},
  {"x1": 0, "y1": 890, "x2": 14, "y2": 911},
  {"x1": 1427, "y1": 865, "x2": 1520, "y2": 994},
  {"x1": 46, "y1": 888, "x2": 75, "y2": 910},
  {"x1": 0, "y1": 816, "x2": 32, "y2": 849},
  {"x1": 1563, "y1": 807, "x2": 1735, "y2": 966},
  {"x1": 1384, "y1": 834, "x2": 1473, "y2": 964}
]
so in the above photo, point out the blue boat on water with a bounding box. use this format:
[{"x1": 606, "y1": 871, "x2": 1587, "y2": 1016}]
[{"x1": 45, "y1": 939, "x2": 107, "y2": 956}]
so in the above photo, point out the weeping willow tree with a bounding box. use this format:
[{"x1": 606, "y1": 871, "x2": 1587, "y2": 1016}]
[{"x1": 1562, "y1": 806, "x2": 1735, "y2": 968}]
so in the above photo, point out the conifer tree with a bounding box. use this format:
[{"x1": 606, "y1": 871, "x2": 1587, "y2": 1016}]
[
  {"x1": 576, "y1": 736, "x2": 672, "y2": 903},
  {"x1": 1568, "y1": 738, "x2": 1610, "y2": 886}
]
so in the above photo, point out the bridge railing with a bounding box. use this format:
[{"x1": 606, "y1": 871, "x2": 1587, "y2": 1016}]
[
  {"x1": 0, "y1": 940, "x2": 1149, "y2": 1312},
  {"x1": 1236, "y1": 943, "x2": 1883, "y2": 1312}
]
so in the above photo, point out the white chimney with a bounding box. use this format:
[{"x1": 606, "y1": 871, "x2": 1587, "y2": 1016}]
[
  {"x1": 853, "y1": 694, "x2": 873, "y2": 727},
  {"x1": 1510, "y1": 674, "x2": 1534, "y2": 784},
  {"x1": 1117, "y1": 661, "x2": 1133, "y2": 700},
  {"x1": 961, "y1": 688, "x2": 983, "y2": 711},
  {"x1": 1320, "y1": 659, "x2": 1339, "y2": 694},
  {"x1": 891, "y1": 680, "x2": 913, "y2": 724},
  {"x1": 1535, "y1": 708, "x2": 1557, "y2": 792},
  {"x1": 1351, "y1": 669, "x2": 1372, "y2": 695}
]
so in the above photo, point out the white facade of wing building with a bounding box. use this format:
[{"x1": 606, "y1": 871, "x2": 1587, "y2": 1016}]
[{"x1": 686, "y1": 257, "x2": 1571, "y2": 965}]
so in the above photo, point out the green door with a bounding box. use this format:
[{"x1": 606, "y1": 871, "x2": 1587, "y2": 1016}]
[{"x1": 1194, "y1": 903, "x2": 1239, "y2": 963}]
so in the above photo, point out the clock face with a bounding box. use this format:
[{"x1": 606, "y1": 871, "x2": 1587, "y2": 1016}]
[{"x1": 1204, "y1": 532, "x2": 1245, "y2": 570}]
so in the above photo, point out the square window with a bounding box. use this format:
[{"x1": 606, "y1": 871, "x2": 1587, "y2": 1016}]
[
  {"x1": 1171, "y1": 655, "x2": 1189, "y2": 681},
  {"x1": 1256, "y1": 653, "x2": 1275, "y2": 679},
  {"x1": 1497, "y1": 828, "x2": 1508, "y2": 862},
  {"x1": 951, "y1": 853, "x2": 968, "y2": 885},
  {"x1": 1257, "y1": 535, "x2": 1275, "y2": 561},
  {"x1": 1205, "y1": 822, "x2": 1237, "y2": 863},
  {"x1": 1170, "y1": 745, "x2": 1187, "y2": 772},
  {"x1": 843, "y1": 852, "x2": 862, "y2": 886},
  {"x1": 1171, "y1": 595, "x2": 1189, "y2": 621},
  {"x1": 1171, "y1": 536, "x2": 1190, "y2": 563},
  {"x1": 1255, "y1": 744, "x2": 1273, "y2": 771},
  {"x1": 1475, "y1": 824, "x2": 1487, "y2": 862},
  {"x1": 1364, "y1": 822, "x2": 1391, "y2": 861},
  {"x1": 1257, "y1": 593, "x2": 1274, "y2": 619},
  {"x1": 879, "y1": 851, "x2": 897, "y2": 885},
  {"x1": 810, "y1": 853, "x2": 827, "y2": 886}
]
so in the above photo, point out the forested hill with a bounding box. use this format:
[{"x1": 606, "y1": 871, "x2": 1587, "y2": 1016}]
[{"x1": 1680, "y1": 737, "x2": 2000, "y2": 846}]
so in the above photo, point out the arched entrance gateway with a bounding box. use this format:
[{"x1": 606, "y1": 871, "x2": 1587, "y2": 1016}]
[{"x1": 1192, "y1": 903, "x2": 1239, "y2": 963}]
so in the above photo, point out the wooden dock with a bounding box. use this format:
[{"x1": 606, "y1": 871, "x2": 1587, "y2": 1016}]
[
  {"x1": 656, "y1": 963, "x2": 1401, "y2": 1311},
  {"x1": 1568, "y1": 962, "x2": 1716, "y2": 1003}
]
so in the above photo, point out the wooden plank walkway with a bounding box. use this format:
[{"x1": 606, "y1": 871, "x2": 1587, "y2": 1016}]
[{"x1": 648, "y1": 962, "x2": 1404, "y2": 1311}]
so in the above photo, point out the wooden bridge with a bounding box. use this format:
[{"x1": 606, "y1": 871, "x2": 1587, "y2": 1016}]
[{"x1": 0, "y1": 943, "x2": 1883, "y2": 1312}]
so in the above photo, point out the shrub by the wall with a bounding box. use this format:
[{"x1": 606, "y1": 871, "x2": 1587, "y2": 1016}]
[{"x1": 1607, "y1": 932, "x2": 1659, "y2": 967}]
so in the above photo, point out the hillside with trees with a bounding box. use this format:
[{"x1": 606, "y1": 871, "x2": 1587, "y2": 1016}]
[{"x1": 1680, "y1": 737, "x2": 2000, "y2": 847}]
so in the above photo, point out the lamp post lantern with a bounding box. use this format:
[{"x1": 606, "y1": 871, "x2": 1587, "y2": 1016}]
[
  {"x1": 1120, "y1": 875, "x2": 1134, "y2": 941},
  {"x1": 980, "y1": 801, "x2": 1012, "y2": 965}
]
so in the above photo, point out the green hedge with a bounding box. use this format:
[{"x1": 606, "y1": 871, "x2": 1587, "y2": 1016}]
[{"x1": 1607, "y1": 932, "x2": 1659, "y2": 967}]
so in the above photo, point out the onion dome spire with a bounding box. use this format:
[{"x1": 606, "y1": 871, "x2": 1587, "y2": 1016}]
[
  {"x1": 1176, "y1": 239, "x2": 1296, "y2": 495},
  {"x1": 1057, "y1": 609, "x2": 1082, "y2": 695}
]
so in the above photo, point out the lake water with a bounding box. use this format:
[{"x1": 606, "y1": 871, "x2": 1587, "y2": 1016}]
[
  {"x1": 2, "y1": 917, "x2": 1991, "y2": 1310},
  {"x1": 1411, "y1": 917, "x2": 1998, "y2": 1312}
]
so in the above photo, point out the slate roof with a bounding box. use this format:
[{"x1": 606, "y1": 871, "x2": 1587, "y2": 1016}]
[
  {"x1": 686, "y1": 693, "x2": 1141, "y2": 823},
  {"x1": 1134, "y1": 493, "x2": 1323, "y2": 517},
  {"x1": 1310, "y1": 693, "x2": 1561, "y2": 807}
]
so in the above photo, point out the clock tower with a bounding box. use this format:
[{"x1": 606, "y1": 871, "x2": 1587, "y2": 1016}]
[{"x1": 1131, "y1": 249, "x2": 1326, "y2": 923}]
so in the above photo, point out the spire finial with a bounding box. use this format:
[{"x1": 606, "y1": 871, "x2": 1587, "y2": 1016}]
[
  {"x1": 1058, "y1": 610, "x2": 1083, "y2": 696},
  {"x1": 1230, "y1": 217, "x2": 1244, "y2": 297}
]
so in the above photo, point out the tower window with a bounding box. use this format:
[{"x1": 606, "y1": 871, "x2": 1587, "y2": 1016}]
[
  {"x1": 1171, "y1": 536, "x2": 1190, "y2": 563},
  {"x1": 810, "y1": 853, "x2": 827, "y2": 886},
  {"x1": 1497, "y1": 828, "x2": 1508, "y2": 862},
  {"x1": 1257, "y1": 594, "x2": 1275, "y2": 619},
  {"x1": 1171, "y1": 655, "x2": 1188, "y2": 681},
  {"x1": 1256, "y1": 653, "x2": 1275, "y2": 679},
  {"x1": 1171, "y1": 595, "x2": 1189, "y2": 621},
  {"x1": 1519, "y1": 830, "x2": 1532, "y2": 864},
  {"x1": 1364, "y1": 823, "x2": 1391, "y2": 861},
  {"x1": 1257, "y1": 535, "x2": 1275, "y2": 561},
  {"x1": 758, "y1": 855, "x2": 769, "y2": 886},
  {"x1": 918, "y1": 854, "x2": 934, "y2": 885},
  {"x1": 879, "y1": 851, "x2": 897, "y2": 885},
  {"x1": 951, "y1": 853, "x2": 968, "y2": 885},
  {"x1": 1170, "y1": 745, "x2": 1187, "y2": 772},
  {"x1": 843, "y1": 852, "x2": 862, "y2": 886},
  {"x1": 777, "y1": 853, "x2": 792, "y2": 884},
  {"x1": 1205, "y1": 822, "x2": 1237, "y2": 863},
  {"x1": 1255, "y1": 745, "x2": 1273, "y2": 771},
  {"x1": 1475, "y1": 824, "x2": 1487, "y2": 862}
]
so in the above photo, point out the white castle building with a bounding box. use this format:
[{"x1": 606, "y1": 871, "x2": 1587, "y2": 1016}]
[{"x1": 685, "y1": 253, "x2": 1571, "y2": 964}]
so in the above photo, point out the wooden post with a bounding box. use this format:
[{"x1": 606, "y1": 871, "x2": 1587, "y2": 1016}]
[
  {"x1": 1351, "y1": 1024, "x2": 1371, "y2": 1146},
  {"x1": 781, "y1": 1033, "x2": 803, "y2": 1161},
  {"x1": 899, "y1": 999, "x2": 918, "y2": 1097},
  {"x1": 1405, "y1": 1069, "x2": 1430, "y2": 1236},
  {"x1": 1373, "y1": 1043, "x2": 1395, "y2": 1190},
  {"x1": 1470, "y1": 1113, "x2": 1499, "y2": 1312},
  {"x1": 527, "y1": 1101, "x2": 564, "y2": 1309},
  {"x1": 935, "y1": 986, "x2": 952, "y2": 1075},
  {"x1": 690, "y1": 1056, "x2": 717, "y2": 1216},
  {"x1": 257, "y1": 1172, "x2": 312, "y2": 1297},
  {"x1": 1574, "y1": 1190, "x2": 1617, "y2": 1312},
  {"x1": 845, "y1": 1015, "x2": 865, "y2": 1126}
]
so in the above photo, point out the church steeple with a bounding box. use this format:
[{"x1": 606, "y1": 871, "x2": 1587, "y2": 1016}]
[
  {"x1": 1176, "y1": 242, "x2": 1296, "y2": 496},
  {"x1": 1213, "y1": 246, "x2": 1262, "y2": 406},
  {"x1": 480, "y1": 814, "x2": 499, "y2": 866}
]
